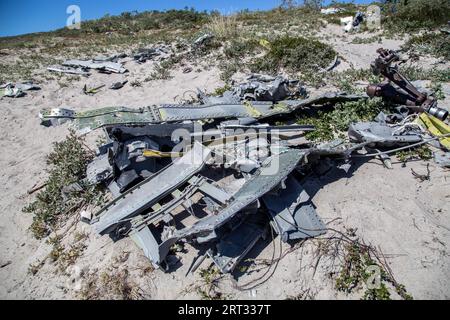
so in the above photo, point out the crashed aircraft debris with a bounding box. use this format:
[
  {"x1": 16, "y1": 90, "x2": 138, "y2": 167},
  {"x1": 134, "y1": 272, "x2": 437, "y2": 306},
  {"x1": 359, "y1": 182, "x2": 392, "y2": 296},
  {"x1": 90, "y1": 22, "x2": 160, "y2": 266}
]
[{"x1": 38, "y1": 48, "x2": 449, "y2": 275}]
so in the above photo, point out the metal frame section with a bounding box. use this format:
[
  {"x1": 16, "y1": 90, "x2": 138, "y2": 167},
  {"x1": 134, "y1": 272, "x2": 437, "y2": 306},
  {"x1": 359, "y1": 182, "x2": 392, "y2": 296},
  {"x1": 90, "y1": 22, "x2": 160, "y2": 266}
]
[
  {"x1": 125, "y1": 149, "x2": 305, "y2": 269},
  {"x1": 171, "y1": 148, "x2": 307, "y2": 241},
  {"x1": 262, "y1": 176, "x2": 326, "y2": 242},
  {"x1": 91, "y1": 142, "x2": 211, "y2": 235},
  {"x1": 125, "y1": 174, "x2": 235, "y2": 267}
]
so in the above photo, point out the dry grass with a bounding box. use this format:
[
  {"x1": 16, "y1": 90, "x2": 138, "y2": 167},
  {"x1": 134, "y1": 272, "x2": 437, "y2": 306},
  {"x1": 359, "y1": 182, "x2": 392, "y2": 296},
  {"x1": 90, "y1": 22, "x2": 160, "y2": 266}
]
[{"x1": 206, "y1": 14, "x2": 238, "y2": 39}]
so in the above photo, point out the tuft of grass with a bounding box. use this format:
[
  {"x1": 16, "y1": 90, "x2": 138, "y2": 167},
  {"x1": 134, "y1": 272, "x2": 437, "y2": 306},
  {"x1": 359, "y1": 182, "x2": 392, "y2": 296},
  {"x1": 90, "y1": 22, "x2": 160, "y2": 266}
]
[
  {"x1": 78, "y1": 268, "x2": 145, "y2": 300},
  {"x1": 212, "y1": 84, "x2": 232, "y2": 96},
  {"x1": 250, "y1": 36, "x2": 336, "y2": 75},
  {"x1": 206, "y1": 14, "x2": 238, "y2": 40},
  {"x1": 23, "y1": 130, "x2": 105, "y2": 239},
  {"x1": 47, "y1": 233, "x2": 88, "y2": 272}
]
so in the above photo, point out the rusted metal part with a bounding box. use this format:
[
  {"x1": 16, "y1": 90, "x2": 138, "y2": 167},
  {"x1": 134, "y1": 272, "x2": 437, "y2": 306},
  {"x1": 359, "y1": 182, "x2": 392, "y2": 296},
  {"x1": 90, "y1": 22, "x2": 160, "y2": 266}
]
[{"x1": 368, "y1": 48, "x2": 448, "y2": 121}]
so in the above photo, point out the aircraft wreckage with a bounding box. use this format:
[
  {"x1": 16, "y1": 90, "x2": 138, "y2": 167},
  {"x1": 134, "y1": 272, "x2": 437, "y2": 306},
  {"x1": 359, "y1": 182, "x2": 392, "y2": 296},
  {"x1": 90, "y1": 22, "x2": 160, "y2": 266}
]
[{"x1": 38, "y1": 48, "x2": 450, "y2": 274}]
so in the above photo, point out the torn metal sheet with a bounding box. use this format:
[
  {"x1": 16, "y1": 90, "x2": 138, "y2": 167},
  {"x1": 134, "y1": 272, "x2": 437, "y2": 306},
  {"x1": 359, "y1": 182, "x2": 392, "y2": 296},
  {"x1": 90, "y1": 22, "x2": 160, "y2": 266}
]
[
  {"x1": 232, "y1": 75, "x2": 304, "y2": 102},
  {"x1": 133, "y1": 46, "x2": 172, "y2": 63},
  {"x1": 62, "y1": 59, "x2": 127, "y2": 74},
  {"x1": 348, "y1": 121, "x2": 423, "y2": 147},
  {"x1": 92, "y1": 142, "x2": 211, "y2": 235},
  {"x1": 1, "y1": 81, "x2": 41, "y2": 98},
  {"x1": 86, "y1": 153, "x2": 114, "y2": 184},
  {"x1": 262, "y1": 176, "x2": 325, "y2": 242},
  {"x1": 207, "y1": 216, "x2": 267, "y2": 273},
  {"x1": 47, "y1": 65, "x2": 91, "y2": 76}
]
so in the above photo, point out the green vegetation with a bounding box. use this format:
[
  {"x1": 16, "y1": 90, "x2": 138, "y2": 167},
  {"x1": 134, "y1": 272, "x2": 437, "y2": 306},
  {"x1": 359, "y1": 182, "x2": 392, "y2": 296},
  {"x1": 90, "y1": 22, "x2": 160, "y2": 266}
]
[
  {"x1": 396, "y1": 145, "x2": 433, "y2": 163},
  {"x1": 399, "y1": 66, "x2": 450, "y2": 83},
  {"x1": 403, "y1": 32, "x2": 450, "y2": 60},
  {"x1": 335, "y1": 241, "x2": 392, "y2": 300},
  {"x1": 23, "y1": 131, "x2": 105, "y2": 239},
  {"x1": 315, "y1": 228, "x2": 413, "y2": 300},
  {"x1": 250, "y1": 36, "x2": 336, "y2": 75},
  {"x1": 197, "y1": 266, "x2": 226, "y2": 300},
  {"x1": 383, "y1": 0, "x2": 450, "y2": 32},
  {"x1": 58, "y1": 9, "x2": 209, "y2": 36},
  {"x1": 296, "y1": 97, "x2": 388, "y2": 141},
  {"x1": 351, "y1": 35, "x2": 382, "y2": 44}
]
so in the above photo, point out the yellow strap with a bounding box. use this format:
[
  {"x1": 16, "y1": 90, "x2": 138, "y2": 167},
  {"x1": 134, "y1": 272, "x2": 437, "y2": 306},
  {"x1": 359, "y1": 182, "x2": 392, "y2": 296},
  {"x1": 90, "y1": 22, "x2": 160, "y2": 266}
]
[
  {"x1": 142, "y1": 149, "x2": 184, "y2": 158},
  {"x1": 417, "y1": 113, "x2": 450, "y2": 149}
]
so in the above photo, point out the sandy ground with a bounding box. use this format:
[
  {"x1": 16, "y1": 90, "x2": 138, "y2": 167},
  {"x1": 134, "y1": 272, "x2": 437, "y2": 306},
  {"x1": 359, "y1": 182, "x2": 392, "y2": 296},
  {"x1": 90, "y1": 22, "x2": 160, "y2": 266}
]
[{"x1": 0, "y1": 26, "x2": 449, "y2": 300}]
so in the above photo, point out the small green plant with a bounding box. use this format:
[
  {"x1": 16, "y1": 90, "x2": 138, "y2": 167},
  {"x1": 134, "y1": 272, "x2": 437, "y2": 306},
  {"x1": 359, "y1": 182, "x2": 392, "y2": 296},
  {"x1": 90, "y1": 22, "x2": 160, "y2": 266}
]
[
  {"x1": 212, "y1": 84, "x2": 232, "y2": 96},
  {"x1": 223, "y1": 39, "x2": 260, "y2": 60},
  {"x1": 315, "y1": 228, "x2": 413, "y2": 300},
  {"x1": 197, "y1": 266, "x2": 225, "y2": 300},
  {"x1": 23, "y1": 130, "x2": 105, "y2": 239},
  {"x1": 399, "y1": 66, "x2": 450, "y2": 82},
  {"x1": 297, "y1": 97, "x2": 389, "y2": 141},
  {"x1": 430, "y1": 82, "x2": 445, "y2": 100},
  {"x1": 396, "y1": 145, "x2": 432, "y2": 163}
]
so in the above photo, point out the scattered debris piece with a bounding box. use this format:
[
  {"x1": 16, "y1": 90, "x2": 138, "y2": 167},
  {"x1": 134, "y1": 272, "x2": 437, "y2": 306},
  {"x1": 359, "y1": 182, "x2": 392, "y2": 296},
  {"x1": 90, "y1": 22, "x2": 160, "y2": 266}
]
[
  {"x1": 320, "y1": 8, "x2": 341, "y2": 15},
  {"x1": 411, "y1": 164, "x2": 430, "y2": 182},
  {"x1": 133, "y1": 45, "x2": 172, "y2": 63},
  {"x1": 49, "y1": 57, "x2": 127, "y2": 76},
  {"x1": 342, "y1": 12, "x2": 365, "y2": 32},
  {"x1": 367, "y1": 48, "x2": 448, "y2": 121},
  {"x1": 183, "y1": 66, "x2": 193, "y2": 73},
  {"x1": 0, "y1": 81, "x2": 41, "y2": 98},
  {"x1": 0, "y1": 261, "x2": 12, "y2": 268},
  {"x1": 109, "y1": 81, "x2": 128, "y2": 90},
  {"x1": 416, "y1": 112, "x2": 450, "y2": 149},
  {"x1": 62, "y1": 59, "x2": 127, "y2": 74},
  {"x1": 230, "y1": 74, "x2": 305, "y2": 102},
  {"x1": 83, "y1": 84, "x2": 105, "y2": 95},
  {"x1": 193, "y1": 33, "x2": 214, "y2": 49},
  {"x1": 47, "y1": 65, "x2": 90, "y2": 76}
]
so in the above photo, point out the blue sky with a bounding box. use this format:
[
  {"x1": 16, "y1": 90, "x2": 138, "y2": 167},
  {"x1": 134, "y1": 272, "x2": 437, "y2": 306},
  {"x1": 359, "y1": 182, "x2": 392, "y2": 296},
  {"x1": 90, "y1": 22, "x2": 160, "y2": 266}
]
[{"x1": 0, "y1": 0, "x2": 371, "y2": 37}]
